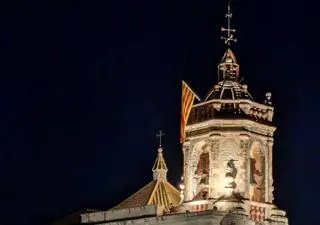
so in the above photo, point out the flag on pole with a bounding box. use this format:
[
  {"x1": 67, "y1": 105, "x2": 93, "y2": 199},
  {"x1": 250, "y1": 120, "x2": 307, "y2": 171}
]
[{"x1": 180, "y1": 81, "x2": 199, "y2": 143}]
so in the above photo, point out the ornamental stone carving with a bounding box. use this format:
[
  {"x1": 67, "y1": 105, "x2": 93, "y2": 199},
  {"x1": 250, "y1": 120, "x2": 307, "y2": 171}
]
[{"x1": 218, "y1": 138, "x2": 243, "y2": 195}]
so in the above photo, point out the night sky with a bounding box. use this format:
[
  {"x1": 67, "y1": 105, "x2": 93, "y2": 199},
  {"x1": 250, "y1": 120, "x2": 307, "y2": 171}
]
[{"x1": 1, "y1": 1, "x2": 318, "y2": 225}]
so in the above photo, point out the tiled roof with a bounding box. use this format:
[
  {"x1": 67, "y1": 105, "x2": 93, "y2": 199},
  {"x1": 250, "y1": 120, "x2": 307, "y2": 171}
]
[
  {"x1": 112, "y1": 180, "x2": 180, "y2": 212},
  {"x1": 112, "y1": 181, "x2": 157, "y2": 210},
  {"x1": 148, "y1": 181, "x2": 181, "y2": 211}
]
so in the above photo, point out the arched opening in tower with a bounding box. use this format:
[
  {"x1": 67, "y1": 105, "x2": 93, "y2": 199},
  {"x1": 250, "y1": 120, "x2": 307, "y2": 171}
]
[
  {"x1": 192, "y1": 152, "x2": 210, "y2": 200},
  {"x1": 196, "y1": 152, "x2": 209, "y2": 184},
  {"x1": 249, "y1": 142, "x2": 265, "y2": 202}
]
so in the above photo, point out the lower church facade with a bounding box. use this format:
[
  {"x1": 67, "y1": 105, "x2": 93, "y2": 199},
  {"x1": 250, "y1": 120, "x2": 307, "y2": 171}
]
[{"x1": 80, "y1": 204, "x2": 287, "y2": 225}]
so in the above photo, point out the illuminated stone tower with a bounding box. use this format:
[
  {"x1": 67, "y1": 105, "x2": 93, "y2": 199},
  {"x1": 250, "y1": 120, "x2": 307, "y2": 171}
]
[{"x1": 180, "y1": 3, "x2": 289, "y2": 224}]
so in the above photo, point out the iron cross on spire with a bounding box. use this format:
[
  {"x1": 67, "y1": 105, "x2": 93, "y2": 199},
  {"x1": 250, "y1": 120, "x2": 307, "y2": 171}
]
[
  {"x1": 156, "y1": 130, "x2": 165, "y2": 147},
  {"x1": 221, "y1": 0, "x2": 237, "y2": 46}
]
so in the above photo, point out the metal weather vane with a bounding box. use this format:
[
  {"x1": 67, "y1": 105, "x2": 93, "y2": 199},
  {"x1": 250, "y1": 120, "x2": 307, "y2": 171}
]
[{"x1": 221, "y1": 0, "x2": 237, "y2": 46}]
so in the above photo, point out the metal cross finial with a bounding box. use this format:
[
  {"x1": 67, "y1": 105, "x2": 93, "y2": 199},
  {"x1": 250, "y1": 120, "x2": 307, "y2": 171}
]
[
  {"x1": 156, "y1": 130, "x2": 165, "y2": 147},
  {"x1": 221, "y1": 0, "x2": 237, "y2": 46}
]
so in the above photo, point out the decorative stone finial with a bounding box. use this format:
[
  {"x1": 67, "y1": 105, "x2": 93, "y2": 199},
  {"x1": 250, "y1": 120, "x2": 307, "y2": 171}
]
[
  {"x1": 265, "y1": 92, "x2": 272, "y2": 105},
  {"x1": 152, "y1": 131, "x2": 168, "y2": 181}
]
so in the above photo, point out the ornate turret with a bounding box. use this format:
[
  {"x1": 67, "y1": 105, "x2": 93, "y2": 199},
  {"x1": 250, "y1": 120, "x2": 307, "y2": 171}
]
[
  {"x1": 152, "y1": 147, "x2": 168, "y2": 181},
  {"x1": 111, "y1": 131, "x2": 180, "y2": 213},
  {"x1": 188, "y1": 3, "x2": 273, "y2": 127},
  {"x1": 205, "y1": 2, "x2": 253, "y2": 103},
  {"x1": 152, "y1": 131, "x2": 168, "y2": 181},
  {"x1": 204, "y1": 48, "x2": 253, "y2": 104},
  {"x1": 218, "y1": 48, "x2": 240, "y2": 82}
]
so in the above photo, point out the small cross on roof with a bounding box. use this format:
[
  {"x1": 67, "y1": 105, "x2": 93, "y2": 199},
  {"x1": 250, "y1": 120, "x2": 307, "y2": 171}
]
[{"x1": 156, "y1": 130, "x2": 165, "y2": 147}]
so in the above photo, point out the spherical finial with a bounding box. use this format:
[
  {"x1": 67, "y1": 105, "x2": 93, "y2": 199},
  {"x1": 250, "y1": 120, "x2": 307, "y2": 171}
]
[{"x1": 158, "y1": 147, "x2": 163, "y2": 153}]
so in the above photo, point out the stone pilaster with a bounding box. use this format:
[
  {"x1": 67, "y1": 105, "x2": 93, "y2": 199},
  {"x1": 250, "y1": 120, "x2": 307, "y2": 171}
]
[
  {"x1": 209, "y1": 134, "x2": 221, "y2": 199},
  {"x1": 239, "y1": 134, "x2": 250, "y2": 198},
  {"x1": 267, "y1": 139, "x2": 274, "y2": 202},
  {"x1": 182, "y1": 142, "x2": 193, "y2": 201}
]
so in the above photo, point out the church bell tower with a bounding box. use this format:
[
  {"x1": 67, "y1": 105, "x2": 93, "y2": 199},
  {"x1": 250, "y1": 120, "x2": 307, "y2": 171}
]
[{"x1": 180, "y1": 3, "x2": 288, "y2": 224}]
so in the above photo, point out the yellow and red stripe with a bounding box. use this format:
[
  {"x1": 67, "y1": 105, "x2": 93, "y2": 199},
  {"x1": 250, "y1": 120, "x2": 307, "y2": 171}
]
[{"x1": 180, "y1": 81, "x2": 195, "y2": 143}]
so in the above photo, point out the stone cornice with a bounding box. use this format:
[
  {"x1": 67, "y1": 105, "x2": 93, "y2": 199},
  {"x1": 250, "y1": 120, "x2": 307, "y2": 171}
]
[
  {"x1": 186, "y1": 119, "x2": 276, "y2": 139},
  {"x1": 193, "y1": 99, "x2": 274, "y2": 111}
]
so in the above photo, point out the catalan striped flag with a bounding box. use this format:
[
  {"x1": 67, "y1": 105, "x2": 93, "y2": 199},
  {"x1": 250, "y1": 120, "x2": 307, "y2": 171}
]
[{"x1": 180, "y1": 81, "x2": 199, "y2": 143}]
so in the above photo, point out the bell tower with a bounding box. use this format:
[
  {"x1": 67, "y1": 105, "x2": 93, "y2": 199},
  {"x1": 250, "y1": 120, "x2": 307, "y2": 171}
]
[{"x1": 180, "y1": 2, "x2": 288, "y2": 223}]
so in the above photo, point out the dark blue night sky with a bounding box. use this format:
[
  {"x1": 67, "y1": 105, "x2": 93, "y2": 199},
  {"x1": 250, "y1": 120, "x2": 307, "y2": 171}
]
[{"x1": 1, "y1": 1, "x2": 318, "y2": 225}]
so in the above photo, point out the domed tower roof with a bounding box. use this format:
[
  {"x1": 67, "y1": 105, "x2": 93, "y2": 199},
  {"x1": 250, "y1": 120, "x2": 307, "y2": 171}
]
[
  {"x1": 205, "y1": 48, "x2": 253, "y2": 102},
  {"x1": 205, "y1": 3, "x2": 253, "y2": 103},
  {"x1": 185, "y1": 3, "x2": 274, "y2": 128}
]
